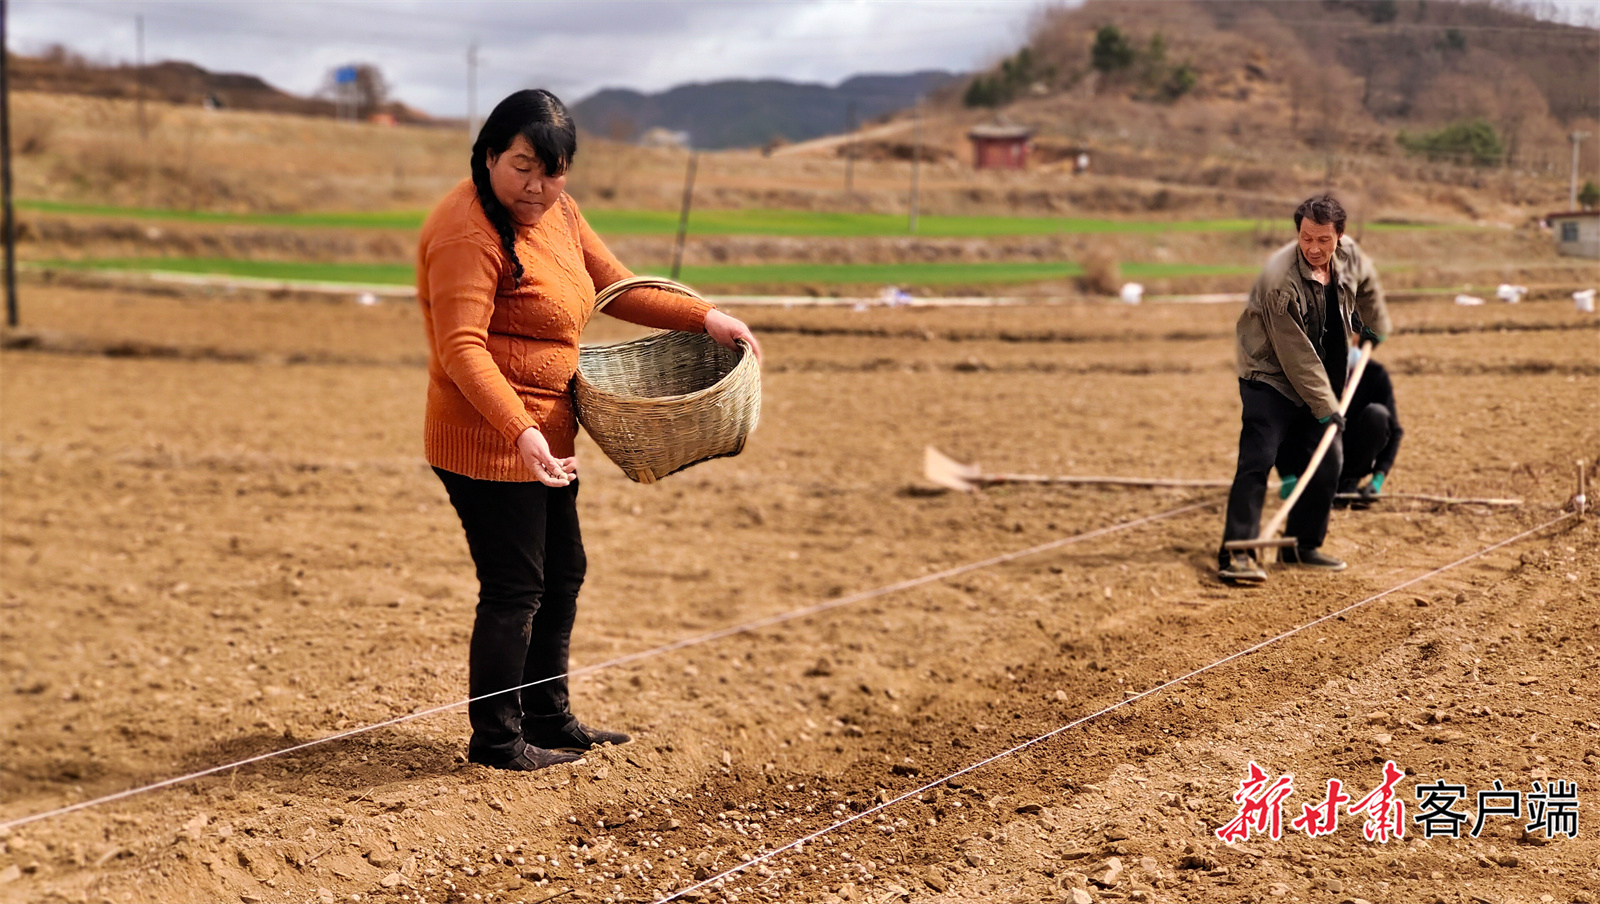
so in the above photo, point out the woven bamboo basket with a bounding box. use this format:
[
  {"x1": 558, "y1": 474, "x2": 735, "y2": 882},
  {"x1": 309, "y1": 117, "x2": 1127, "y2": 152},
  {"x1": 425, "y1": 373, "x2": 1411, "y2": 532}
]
[{"x1": 574, "y1": 276, "x2": 761, "y2": 484}]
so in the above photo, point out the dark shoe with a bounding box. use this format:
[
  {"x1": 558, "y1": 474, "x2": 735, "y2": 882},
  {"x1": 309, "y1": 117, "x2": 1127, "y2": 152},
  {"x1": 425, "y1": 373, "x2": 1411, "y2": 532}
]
[
  {"x1": 1280, "y1": 546, "x2": 1347, "y2": 571},
  {"x1": 525, "y1": 719, "x2": 632, "y2": 753},
  {"x1": 1218, "y1": 551, "x2": 1267, "y2": 584},
  {"x1": 469, "y1": 745, "x2": 581, "y2": 771}
]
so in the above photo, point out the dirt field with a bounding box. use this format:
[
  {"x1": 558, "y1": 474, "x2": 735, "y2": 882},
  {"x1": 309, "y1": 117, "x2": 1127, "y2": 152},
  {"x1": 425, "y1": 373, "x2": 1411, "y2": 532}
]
[{"x1": 1, "y1": 284, "x2": 1597, "y2": 904}]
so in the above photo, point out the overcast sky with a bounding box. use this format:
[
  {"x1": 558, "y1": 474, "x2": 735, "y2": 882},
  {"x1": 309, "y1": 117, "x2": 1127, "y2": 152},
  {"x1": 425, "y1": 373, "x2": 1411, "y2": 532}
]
[{"x1": 6, "y1": 0, "x2": 1050, "y2": 117}]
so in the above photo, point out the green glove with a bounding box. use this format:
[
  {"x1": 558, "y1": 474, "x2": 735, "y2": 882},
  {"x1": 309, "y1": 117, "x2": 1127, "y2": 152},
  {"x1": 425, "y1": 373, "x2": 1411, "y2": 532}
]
[
  {"x1": 1368, "y1": 472, "x2": 1385, "y2": 494},
  {"x1": 1279, "y1": 474, "x2": 1298, "y2": 500}
]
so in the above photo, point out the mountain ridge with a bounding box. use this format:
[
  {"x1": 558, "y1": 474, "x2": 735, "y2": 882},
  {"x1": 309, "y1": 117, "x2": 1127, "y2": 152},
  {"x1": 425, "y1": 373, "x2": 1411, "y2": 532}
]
[
  {"x1": 7, "y1": 50, "x2": 439, "y2": 125},
  {"x1": 570, "y1": 71, "x2": 960, "y2": 150}
]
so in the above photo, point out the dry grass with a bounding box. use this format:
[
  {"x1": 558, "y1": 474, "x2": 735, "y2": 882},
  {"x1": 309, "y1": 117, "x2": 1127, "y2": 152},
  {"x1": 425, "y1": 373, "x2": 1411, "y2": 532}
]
[
  {"x1": 12, "y1": 92, "x2": 466, "y2": 213},
  {"x1": 14, "y1": 77, "x2": 1586, "y2": 229},
  {"x1": 1076, "y1": 247, "x2": 1122, "y2": 296}
]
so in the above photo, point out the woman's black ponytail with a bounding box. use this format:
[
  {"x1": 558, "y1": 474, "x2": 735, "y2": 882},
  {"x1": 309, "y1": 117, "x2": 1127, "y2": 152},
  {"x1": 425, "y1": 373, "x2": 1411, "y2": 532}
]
[{"x1": 469, "y1": 89, "x2": 577, "y2": 284}]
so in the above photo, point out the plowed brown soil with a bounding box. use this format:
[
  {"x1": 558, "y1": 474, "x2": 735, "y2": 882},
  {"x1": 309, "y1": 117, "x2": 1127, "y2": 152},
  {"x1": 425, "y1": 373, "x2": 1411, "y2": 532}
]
[{"x1": 2, "y1": 286, "x2": 1597, "y2": 904}]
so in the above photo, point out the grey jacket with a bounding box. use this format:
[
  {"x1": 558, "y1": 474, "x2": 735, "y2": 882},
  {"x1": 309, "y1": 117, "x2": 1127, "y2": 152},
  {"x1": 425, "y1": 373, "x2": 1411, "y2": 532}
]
[{"x1": 1235, "y1": 235, "x2": 1391, "y2": 419}]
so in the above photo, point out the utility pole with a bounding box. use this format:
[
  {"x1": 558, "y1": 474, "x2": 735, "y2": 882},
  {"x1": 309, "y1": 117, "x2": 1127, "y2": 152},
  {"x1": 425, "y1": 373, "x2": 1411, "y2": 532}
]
[
  {"x1": 907, "y1": 99, "x2": 921, "y2": 233},
  {"x1": 1570, "y1": 131, "x2": 1589, "y2": 209},
  {"x1": 135, "y1": 14, "x2": 146, "y2": 141},
  {"x1": 670, "y1": 151, "x2": 699, "y2": 281},
  {"x1": 2, "y1": 0, "x2": 17, "y2": 327},
  {"x1": 843, "y1": 100, "x2": 856, "y2": 195},
  {"x1": 466, "y1": 41, "x2": 478, "y2": 143}
]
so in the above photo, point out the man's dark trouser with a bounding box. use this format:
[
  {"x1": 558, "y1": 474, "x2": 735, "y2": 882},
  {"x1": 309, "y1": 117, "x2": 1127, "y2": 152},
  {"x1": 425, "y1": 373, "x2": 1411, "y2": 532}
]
[
  {"x1": 1220, "y1": 379, "x2": 1343, "y2": 568},
  {"x1": 1340, "y1": 403, "x2": 1392, "y2": 487},
  {"x1": 435, "y1": 468, "x2": 586, "y2": 764}
]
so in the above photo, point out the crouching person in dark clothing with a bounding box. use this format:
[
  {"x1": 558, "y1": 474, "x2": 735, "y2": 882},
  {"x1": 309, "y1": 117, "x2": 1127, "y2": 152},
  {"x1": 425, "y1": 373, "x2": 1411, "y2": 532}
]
[
  {"x1": 1336, "y1": 356, "x2": 1403, "y2": 508},
  {"x1": 1279, "y1": 354, "x2": 1404, "y2": 510},
  {"x1": 1219, "y1": 194, "x2": 1391, "y2": 584}
]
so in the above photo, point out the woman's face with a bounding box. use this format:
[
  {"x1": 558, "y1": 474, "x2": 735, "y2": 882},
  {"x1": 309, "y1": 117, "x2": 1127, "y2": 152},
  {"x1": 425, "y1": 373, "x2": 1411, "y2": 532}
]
[{"x1": 487, "y1": 134, "x2": 567, "y2": 227}]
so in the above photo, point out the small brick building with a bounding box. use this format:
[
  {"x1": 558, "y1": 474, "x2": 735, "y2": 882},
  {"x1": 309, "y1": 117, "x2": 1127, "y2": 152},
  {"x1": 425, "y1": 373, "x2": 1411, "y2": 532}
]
[
  {"x1": 967, "y1": 124, "x2": 1033, "y2": 170},
  {"x1": 1547, "y1": 210, "x2": 1600, "y2": 259}
]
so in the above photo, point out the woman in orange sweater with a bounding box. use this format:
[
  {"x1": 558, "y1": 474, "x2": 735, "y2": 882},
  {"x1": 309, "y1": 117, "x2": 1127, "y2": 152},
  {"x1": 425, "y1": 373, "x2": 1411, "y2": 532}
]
[{"x1": 419, "y1": 90, "x2": 760, "y2": 771}]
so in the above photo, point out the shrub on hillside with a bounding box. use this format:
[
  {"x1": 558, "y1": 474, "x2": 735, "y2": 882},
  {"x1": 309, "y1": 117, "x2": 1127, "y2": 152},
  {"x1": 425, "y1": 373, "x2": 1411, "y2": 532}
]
[
  {"x1": 1138, "y1": 32, "x2": 1167, "y2": 88},
  {"x1": 963, "y1": 47, "x2": 1053, "y2": 108},
  {"x1": 963, "y1": 78, "x2": 1003, "y2": 108},
  {"x1": 1160, "y1": 62, "x2": 1197, "y2": 101},
  {"x1": 1398, "y1": 120, "x2": 1505, "y2": 167},
  {"x1": 1112, "y1": 28, "x2": 1197, "y2": 103},
  {"x1": 1580, "y1": 180, "x2": 1600, "y2": 210},
  {"x1": 1092, "y1": 25, "x2": 1135, "y2": 73}
]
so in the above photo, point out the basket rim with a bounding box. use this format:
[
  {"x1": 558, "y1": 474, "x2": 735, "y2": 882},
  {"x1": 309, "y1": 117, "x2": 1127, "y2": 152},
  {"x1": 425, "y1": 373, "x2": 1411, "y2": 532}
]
[
  {"x1": 591, "y1": 274, "x2": 705, "y2": 316},
  {"x1": 575, "y1": 335, "x2": 759, "y2": 409}
]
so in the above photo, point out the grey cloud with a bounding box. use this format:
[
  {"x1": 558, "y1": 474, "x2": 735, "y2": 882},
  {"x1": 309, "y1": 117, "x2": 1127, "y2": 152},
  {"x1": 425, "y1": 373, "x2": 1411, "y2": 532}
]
[{"x1": 7, "y1": 0, "x2": 1044, "y2": 116}]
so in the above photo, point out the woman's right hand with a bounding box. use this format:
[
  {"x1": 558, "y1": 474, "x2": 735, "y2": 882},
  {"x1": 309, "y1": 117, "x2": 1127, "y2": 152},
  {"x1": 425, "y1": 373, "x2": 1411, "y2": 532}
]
[
  {"x1": 516, "y1": 427, "x2": 577, "y2": 487},
  {"x1": 704, "y1": 309, "x2": 762, "y2": 364}
]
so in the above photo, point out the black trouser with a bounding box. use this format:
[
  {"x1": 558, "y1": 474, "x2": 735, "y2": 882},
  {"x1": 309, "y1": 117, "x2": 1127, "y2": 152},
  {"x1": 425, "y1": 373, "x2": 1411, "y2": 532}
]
[
  {"x1": 435, "y1": 468, "x2": 586, "y2": 764},
  {"x1": 1340, "y1": 403, "x2": 1392, "y2": 487},
  {"x1": 1220, "y1": 380, "x2": 1343, "y2": 567}
]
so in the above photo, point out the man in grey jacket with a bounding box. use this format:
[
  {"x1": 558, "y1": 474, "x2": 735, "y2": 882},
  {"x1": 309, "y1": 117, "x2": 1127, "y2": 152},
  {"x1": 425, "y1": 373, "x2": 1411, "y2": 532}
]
[{"x1": 1219, "y1": 194, "x2": 1391, "y2": 584}]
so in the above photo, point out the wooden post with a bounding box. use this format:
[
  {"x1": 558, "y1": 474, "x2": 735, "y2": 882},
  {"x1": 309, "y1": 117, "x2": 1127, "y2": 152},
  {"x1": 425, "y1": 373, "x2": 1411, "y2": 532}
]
[
  {"x1": 1571, "y1": 132, "x2": 1589, "y2": 210},
  {"x1": 135, "y1": 14, "x2": 147, "y2": 141},
  {"x1": 907, "y1": 99, "x2": 921, "y2": 233},
  {"x1": 670, "y1": 151, "x2": 698, "y2": 281},
  {"x1": 1, "y1": 0, "x2": 17, "y2": 329},
  {"x1": 467, "y1": 41, "x2": 478, "y2": 143},
  {"x1": 844, "y1": 100, "x2": 855, "y2": 196},
  {"x1": 1579, "y1": 459, "x2": 1590, "y2": 515}
]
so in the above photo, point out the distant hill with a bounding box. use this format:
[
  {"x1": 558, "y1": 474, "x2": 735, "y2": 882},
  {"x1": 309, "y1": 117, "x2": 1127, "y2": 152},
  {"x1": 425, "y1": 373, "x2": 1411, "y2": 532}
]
[
  {"x1": 953, "y1": 0, "x2": 1597, "y2": 165},
  {"x1": 7, "y1": 49, "x2": 438, "y2": 125},
  {"x1": 570, "y1": 71, "x2": 960, "y2": 149}
]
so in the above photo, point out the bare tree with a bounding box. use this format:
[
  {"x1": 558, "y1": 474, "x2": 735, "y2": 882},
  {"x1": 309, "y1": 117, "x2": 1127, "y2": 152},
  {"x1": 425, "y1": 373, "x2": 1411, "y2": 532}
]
[
  {"x1": 320, "y1": 63, "x2": 389, "y2": 120},
  {"x1": 352, "y1": 65, "x2": 389, "y2": 119}
]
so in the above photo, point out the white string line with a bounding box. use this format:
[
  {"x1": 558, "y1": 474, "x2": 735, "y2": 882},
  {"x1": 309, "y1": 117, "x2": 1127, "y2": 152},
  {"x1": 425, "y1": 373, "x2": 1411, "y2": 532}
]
[
  {"x1": 654, "y1": 510, "x2": 1580, "y2": 904},
  {"x1": 0, "y1": 499, "x2": 1218, "y2": 832}
]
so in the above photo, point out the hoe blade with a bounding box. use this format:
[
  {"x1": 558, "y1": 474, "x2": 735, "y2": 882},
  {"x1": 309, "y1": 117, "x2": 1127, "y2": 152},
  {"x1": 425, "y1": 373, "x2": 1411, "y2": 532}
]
[{"x1": 924, "y1": 446, "x2": 984, "y2": 493}]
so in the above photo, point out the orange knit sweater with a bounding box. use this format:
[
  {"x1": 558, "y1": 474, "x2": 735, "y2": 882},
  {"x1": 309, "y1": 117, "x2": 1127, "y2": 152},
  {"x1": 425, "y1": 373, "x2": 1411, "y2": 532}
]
[{"x1": 417, "y1": 179, "x2": 714, "y2": 481}]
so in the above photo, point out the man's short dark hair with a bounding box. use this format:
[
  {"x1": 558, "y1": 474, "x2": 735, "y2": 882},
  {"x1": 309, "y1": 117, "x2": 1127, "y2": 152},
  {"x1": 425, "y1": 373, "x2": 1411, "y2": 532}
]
[{"x1": 1294, "y1": 194, "x2": 1347, "y2": 235}]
